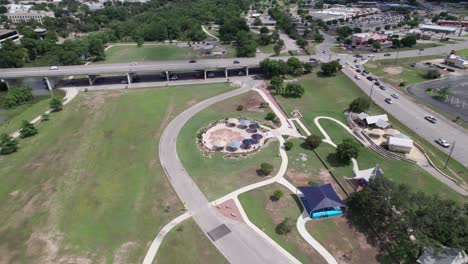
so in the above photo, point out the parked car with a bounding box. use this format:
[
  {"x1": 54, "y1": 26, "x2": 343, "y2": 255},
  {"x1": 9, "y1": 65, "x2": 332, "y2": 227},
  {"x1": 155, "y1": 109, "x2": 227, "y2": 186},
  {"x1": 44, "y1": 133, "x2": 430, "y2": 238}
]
[
  {"x1": 130, "y1": 62, "x2": 137, "y2": 66},
  {"x1": 354, "y1": 75, "x2": 361, "y2": 80},
  {"x1": 425, "y1": 115, "x2": 437, "y2": 123},
  {"x1": 361, "y1": 72, "x2": 366, "y2": 76},
  {"x1": 189, "y1": 60, "x2": 197, "y2": 63},
  {"x1": 207, "y1": 72, "x2": 215, "y2": 77},
  {"x1": 169, "y1": 75, "x2": 178, "y2": 80},
  {"x1": 384, "y1": 53, "x2": 391, "y2": 56},
  {"x1": 374, "y1": 81, "x2": 381, "y2": 86},
  {"x1": 391, "y1": 93, "x2": 399, "y2": 99},
  {"x1": 49, "y1": 66, "x2": 58, "y2": 70},
  {"x1": 233, "y1": 60, "x2": 240, "y2": 64},
  {"x1": 120, "y1": 79, "x2": 128, "y2": 84},
  {"x1": 435, "y1": 138, "x2": 450, "y2": 148},
  {"x1": 362, "y1": 70, "x2": 369, "y2": 74},
  {"x1": 366, "y1": 76, "x2": 374, "y2": 81},
  {"x1": 379, "y1": 85, "x2": 386, "y2": 90},
  {"x1": 384, "y1": 98, "x2": 393, "y2": 104},
  {"x1": 355, "y1": 64, "x2": 360, "y2": 68},
  {"x1": 356, "y1": 69, "x2": 362, "y2": 73},
  {"x1": 419, "y1": 48, "x2": 425, "y2": 51}
]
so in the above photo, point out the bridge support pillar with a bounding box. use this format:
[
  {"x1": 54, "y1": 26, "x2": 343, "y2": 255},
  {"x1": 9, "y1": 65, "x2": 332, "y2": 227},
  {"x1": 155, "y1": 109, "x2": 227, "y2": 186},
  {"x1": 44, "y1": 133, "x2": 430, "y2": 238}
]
[
  {"x1": 225, "y1": 68, "x2": 228, "y2": 79},
  {"x1": 245, "y1": 67, "x2": 249, "y2": 76},
  {"x1": 88, "y1": 75, "x2": 97, "y2": 86},
  {"x1": 203, "y1": 69, "x2": 207, "y2": 80},
  {"x1": 165, "y1": 71, "x2": 169, "y2": 81},
  {"x1": 1, "y1": 79, "x2": 12, "y2": 89},
  {"x1": 127, "y1": 73, "x2": 132, "y2": 85},
  {"x1": 44, "y1": 77, "x2": 56, "y2": 90}
]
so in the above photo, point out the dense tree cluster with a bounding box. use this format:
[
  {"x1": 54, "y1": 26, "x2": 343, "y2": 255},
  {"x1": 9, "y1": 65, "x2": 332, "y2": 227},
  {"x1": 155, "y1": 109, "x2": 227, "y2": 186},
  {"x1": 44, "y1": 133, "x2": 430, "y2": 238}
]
[
  {"x1": 2, "y1": 85, "x2": 34, "y2": 109},
  {"x1": 347, "y1": 177, "x2": 468, "y2": 263},
  {"x1": 336, "y1": 138, "x2": 360, "y2": 163},
  {"x1": 260, "y1": 57, "x2": 311, "y2": 79},
  {"x1": 319, "y1": 60, "x2": 342, "y2": 77}
]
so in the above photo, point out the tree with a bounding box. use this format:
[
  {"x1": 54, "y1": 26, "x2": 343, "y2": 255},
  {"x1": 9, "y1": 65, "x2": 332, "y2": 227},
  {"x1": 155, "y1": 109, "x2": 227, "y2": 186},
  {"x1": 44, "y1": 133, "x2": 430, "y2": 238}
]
[
  {"x1": 137, "y1": 38, "x2": 144, "y2": 47},
  {"x1": 260, "y1": 163, "x2": 274, "y2": 176},
  {"x1": 336, "y1": 138, "x2": 360, "y2": 164},
  {"x1": 3, "y1": 85, "x2": 34, "y2": 109},
  {"x1": 425, "y1": 69, "x2": 440, "y2": 79},
  {"x1": 49, "y1": 97, "x2": 63, "y2": 112},
  {"x1": 401, "y1": 35, "x2": 417, "y2": 47},
  {"x1": 296, "y1": 37, "x2": 308, "y2": 49},
  {"x1": 276, "y1": 217, "x2": 292, "y2": 235},
  {"x1": 260, "y1": 26, "x2": 270, "y2": 35},
  {"x1": 235, "y1": 31, "x2": 257, "y2": 57},
  {"x1": 253, "y1": 17, "x2": 262, "y2": 26},
  {"x1": 286, "y1": 57, "x2": 303, "y2": 76},
  {"x1": 435, "y1": 86, "x2": 451, "y2": 100},
  {"x1": 260, "y1": 59, "x2": 282, "y2": 78},
  {"x1": 258, "y1": 34, "x2": 271, "y2": 46},
  {"x1": 0, "y1": 40, "x2": 29, "y2": 68},
  {"x1": 19, "y1": 120, "x2": 38, "y2": 138},
  {"x1": 367, "y1": 38, "x2": 374, "y2": 44},
  {"x1": 375, "y1": 26, "x2": 381, "y2": 31},
  {"x1": 305, "y1": 135, "x2": 321, "y2": 150},
  {"x1": 320, "y1": 61, "x2": 341, "y2": 77},
  {"x1": 0, "y1": 133, "x2": 18, "y2": 155},
  {"x1": 265, "y1": 112, "x2": 276, "y2": 121},
  {"x1": 314, "y1": 33, "x2": 324, "y2": 43},
  {"x1": 304, "y1": 62, "x2": 314, "y2": 73},
  {"x1": 384, "y1": 24, "x2": 391, "y2": 30},
  {"x1": 336, "y1": 26, "x2": 353, "y2": 38},
  {"x1": 271, "y1": 190, "x2": 284, "y2": 201},
  {"x1": 349, "y1": 97, "x2": 371, "y2": 112},
  {"x1": 372, "y1": 41, "x2": 381, "y2": 50},
  {"x1": 273, "y1": 43, "x2": 282, "y2": 55},
  {"x1": 314, "y1": 1, "x2": 323, "y2": 9},
  {"x1": 284, "y1": 141, "x2": 294, "y2": 151},
  {"x1": 392, "y1": 38, "x2": 401, "y2": 48},
  {"x1": 353, "y1": 27, "x2": 362, "y2": 33},
  {"x1": 269, "y1": 76, "x2": 284, "y2": 93},
  {"x1": 285, "y1": 83, "x2": 305, "y2": 97}
]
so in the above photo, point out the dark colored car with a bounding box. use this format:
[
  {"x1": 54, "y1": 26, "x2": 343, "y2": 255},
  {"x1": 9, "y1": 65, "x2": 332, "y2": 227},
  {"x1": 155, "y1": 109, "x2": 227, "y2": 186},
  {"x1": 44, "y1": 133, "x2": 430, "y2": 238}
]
[
  {"x1": 362, "y1": 70, "x2": 369, "y2": 74},
  {"x1": 367, "y1": 76, "x2": 374, "y2": 81},
  {"x1": 356, "y1": 69, "x2": 362, "y2": 73},
  {"x1": 189, "y1": 60, "x2": 197, "y2": 63},
  {"x1": 379, "y1": 85, "x2": 386, "y2": 90},
  {"x1": 374, "y1": 81, "x2": 380, "y2": 86},
  {"x1": 384, "y1": 53, "x2": 391, "y2": 56},
  {"x1": 233, "y1": 60, "x2": 240, "y2": 64}
]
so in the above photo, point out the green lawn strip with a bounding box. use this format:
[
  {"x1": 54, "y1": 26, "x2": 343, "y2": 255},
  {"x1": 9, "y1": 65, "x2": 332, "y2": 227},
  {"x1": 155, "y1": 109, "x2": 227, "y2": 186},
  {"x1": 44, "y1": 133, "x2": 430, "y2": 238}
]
[
  {"x1": 274, "y1": 72, "x2": 466, "y2": 200},
  {"x1": 0, "y1": 83, "x2": 233, "y2": 263},
  {"x1": 99, "y1": 44, "x2": 196, "y2": 63},
  {"x1": 458, "y1": 49, "x2": 468, "y2": 56},
  {"x1": 334, "y1": 43, "x2": 442, "y2": 54},
  {"x1": 154, "y1": 218, "x2": 228, "y2": 264},
  {"x1": 177, "y1": 91, "x2": 282, "y2": 201},
  {"x1": 239, "y1": 183, "x2": 327, "y2": 264},
  {"x1": 306, "y1": 218, "x2": 378, "y2": 264},
  {"x1": 258, "y1": 44, "x2": 275, "y2": 54},
  {"x1": 363, "y1": 55, "x2": 441, "y2": 87},
  {"x1": 0, "y1": 89, "x2": 65, "y2": 135}
]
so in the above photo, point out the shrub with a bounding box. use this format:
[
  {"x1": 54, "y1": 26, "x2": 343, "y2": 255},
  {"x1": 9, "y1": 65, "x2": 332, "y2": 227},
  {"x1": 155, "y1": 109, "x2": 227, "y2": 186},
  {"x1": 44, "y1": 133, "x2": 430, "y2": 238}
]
[
  {"x1": 19, "y1": 120, "x2": 38, "y2": 138},
  {"x1": 284, "y1": 141, "x2": 294, "y2": 151},
  {"x1": 3, "y1": 85, "x2": 33, "y2": 109},
  {"x1": 260, "y1": 102, "x2": 269, "y2": 108},
  {"x1": 236, "y1": 105, "x2": 244, "y2": 111},
  {"x1": 425, "y1": 69, "x2": 440, "y2": 79},
  {"x1": 336, "y1": 138, "x2": 360, "y2": 164},
  {"x1": 0, "y1": 133, "x2": 18, "y2": 155},
  {"x1": 349, "y1": 97, "x2": 371, "y2": 113},
  {"x1": 259, "y1": 163, "x2": 274, "y2": 176},
  {"x1": 425, "y1": 87, "x2": 433, "y2": 92},
  {"x1": 49, "y1": 97, "x2": 63, "y2": 112},
  {"x1": 271, "y1": 190, "x2": 284, "y2": 201},
  {"x1": 284, "y1": 83, "x2": 305, "y2": 98},
  {"x1": 265, "y1": 112, "x2": 276, "y2": 121},
  {"x1": 399, "y1": 82, "x2": 406, "y2": 87},
  {"x1": 276, "y1": 217, "x2": 292, "y2": 235},
  {"x1": 41, "y1": 113, "x2": 50, "y2": 121},
  {"x1": 305, "y1": 135, "x2": 322, "y2": 150}
]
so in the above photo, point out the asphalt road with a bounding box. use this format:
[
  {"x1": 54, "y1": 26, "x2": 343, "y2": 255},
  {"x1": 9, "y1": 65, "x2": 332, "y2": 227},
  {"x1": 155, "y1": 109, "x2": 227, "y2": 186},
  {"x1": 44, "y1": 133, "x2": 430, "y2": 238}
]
[
  {"x1": 408, "y1": 76, "x2": 468, "y2": 122},
  {"x1": 159, "y1": 83, "x2": 294, "y2": 264},
  {"x1": 343, "y1": 67, "x2": 468, "y2": 167}
]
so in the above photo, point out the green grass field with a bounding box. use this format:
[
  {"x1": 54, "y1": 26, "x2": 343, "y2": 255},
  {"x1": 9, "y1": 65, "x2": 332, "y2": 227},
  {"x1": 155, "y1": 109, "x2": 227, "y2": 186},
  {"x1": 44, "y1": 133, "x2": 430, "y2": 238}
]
[
  {"x1": 333, "y1": 43, "x2": 443, "y2": 54},
  {"x1": 258, "y1": 44, "x2": 275, "y2": 54},
  {"x1": 154, "y1": 218, "x2": 228, "y2": 264},
  {"x1": 0, "y1": 89, "x2": 65, "y2": 135},
  {"x1": 274, "y1": 72, "x2": 467, "y2": 201},
  {"x1": 364, "y1": 55, "x2": 441, "y2": 87},
  {"x1": 177, "y1": 91, "x2": 282, "y2": 201},
  {"x1": 239, "y1": 183, "x2": 327, "y2": 264},
  {"x1": 458, "y1": 49, "x2": 468, "y2": 56},
  {"x1": 0, "y1": 83, "x2": 233, "y2": 263},
  {"x1": 99, "y1": 45, "x2": 196, "y2": 63}
]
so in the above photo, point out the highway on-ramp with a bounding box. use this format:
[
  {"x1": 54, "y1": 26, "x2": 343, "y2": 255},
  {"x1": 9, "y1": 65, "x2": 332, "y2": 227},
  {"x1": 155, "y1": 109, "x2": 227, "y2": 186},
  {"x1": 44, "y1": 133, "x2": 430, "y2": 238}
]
[{"x1": 158, "y1": 83, "x2": 294, "y2": 264}]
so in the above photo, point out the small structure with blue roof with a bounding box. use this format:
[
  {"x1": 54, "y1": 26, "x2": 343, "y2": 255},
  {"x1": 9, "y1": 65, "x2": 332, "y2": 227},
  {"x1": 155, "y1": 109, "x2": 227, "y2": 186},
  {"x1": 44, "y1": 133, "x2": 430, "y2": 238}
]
[{"x1": 298, "y1": 184, "x2": 347, "y2": 219}]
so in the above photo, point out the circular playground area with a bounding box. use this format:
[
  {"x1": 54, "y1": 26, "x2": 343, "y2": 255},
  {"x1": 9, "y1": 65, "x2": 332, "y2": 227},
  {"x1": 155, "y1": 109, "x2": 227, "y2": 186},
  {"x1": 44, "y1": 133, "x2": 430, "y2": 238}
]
[{"x1": 200, "y1": 118, "x2": 271, "y2": 154}]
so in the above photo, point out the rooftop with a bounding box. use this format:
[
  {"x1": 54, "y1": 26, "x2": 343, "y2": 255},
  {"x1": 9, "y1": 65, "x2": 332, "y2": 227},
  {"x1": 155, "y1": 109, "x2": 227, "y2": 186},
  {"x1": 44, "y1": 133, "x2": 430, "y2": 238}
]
[
  {"x1": 420, "y1": 24, "x2": 457, "y2": 31},
  {"x1": 365, "y1": 114, "x2": 389, "y2": 125},
  {"x1": 388, "y1": 136, "x2": 413, "y2": 148}
]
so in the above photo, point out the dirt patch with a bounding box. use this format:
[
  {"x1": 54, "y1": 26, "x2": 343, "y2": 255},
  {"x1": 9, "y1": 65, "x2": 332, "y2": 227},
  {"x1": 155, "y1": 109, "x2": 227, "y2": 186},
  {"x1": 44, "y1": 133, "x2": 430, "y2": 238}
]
[
  {"x1": 211, "y1": 92, "x2": 266, "y2": 113},
  {"x1": 245, "y1": 93, "x2": 267, "y2": 112},
  {"x1": 285, "y1": 168, "x2": 332, "y2": 186},
  {"x1": 383, "y1": 66, "x2": 403, "y2": 75},
  {"x1": 265, "y1": 195, "x2": 292, "y2": 224},
  {"x1": 117, "y1": 48, "x2": 129, "y2": 57},
  {"x1": 113, "y1": 241, "x2": 138, "y2": 264}
]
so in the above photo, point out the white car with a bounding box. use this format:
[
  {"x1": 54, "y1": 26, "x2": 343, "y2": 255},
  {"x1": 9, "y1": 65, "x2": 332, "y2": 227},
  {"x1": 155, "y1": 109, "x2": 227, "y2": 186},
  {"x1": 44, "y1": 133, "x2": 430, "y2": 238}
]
[
  {"x1": 385, "y1": 98, "x2": 393, "y2": 104},
  {"x1": 435, "y1": 138, "x2": 450, "y2": 148},
  {"x1": 169, "y1": 75, "x2": 178, "y2": 80},
  {"x1": 391, "y1": 93, "x2": 399, "y2": 99},
  {"x1": 49, "y1": 66, "x2": 58, "y2": 70},
  {"x1": 425, "y1": 115, "x2": 437, "y2": 123},
  {"x1": 207, "y1": 72, "x2": 215, "y2": 77},
  {"x1": 354, "y1": 75, "x2": 361, "y2": 80},
  {"x1": 120, "y1": 79, "x2": 128, "y2": 84}
]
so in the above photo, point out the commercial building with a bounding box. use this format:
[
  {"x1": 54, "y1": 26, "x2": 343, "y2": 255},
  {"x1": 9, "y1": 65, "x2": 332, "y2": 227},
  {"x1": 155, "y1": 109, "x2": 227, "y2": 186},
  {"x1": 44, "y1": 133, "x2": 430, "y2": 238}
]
[
  {"x1": 0, "y1": 30, "x2": 21, "y2": 45},
  {"x1": 6, "y1": 4, "x2": 55, "y2": 23},
  {"x1": 417, "y1": 247, "x2": 468, "y2": 264},
  {"x1": 308, "y1": 6, "x2": 379, "y2": 22},
  {"x1": 445, "y1": 53, "x2": 468, "y2": 69},
  {"x1": 420, "y1": 24, "x2": 457, "y2": 34},
  {"x1": 438, "y1": 20, "x2": 468, "y2": 27},
  {"x1": 352, "y1": 32, "x2": 388, "y2": 45}
]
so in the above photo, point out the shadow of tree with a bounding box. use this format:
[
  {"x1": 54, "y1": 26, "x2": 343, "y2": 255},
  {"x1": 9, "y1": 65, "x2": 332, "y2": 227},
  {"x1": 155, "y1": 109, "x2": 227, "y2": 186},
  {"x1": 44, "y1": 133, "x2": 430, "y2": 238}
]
[{"x1": 326, "y1": 152, "x2": 350, "y2": 167}]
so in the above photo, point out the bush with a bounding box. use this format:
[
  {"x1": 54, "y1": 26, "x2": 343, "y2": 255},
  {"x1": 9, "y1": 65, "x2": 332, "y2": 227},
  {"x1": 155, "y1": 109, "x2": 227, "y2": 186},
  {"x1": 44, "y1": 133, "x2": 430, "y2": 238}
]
[
  {"x1": 425, "y1": 87, "x2": 433, "y2": 92},
  {"x1": 265, "y1": 112, "x2": 276, "y2": 121},
  {"x1": 305, "y1": 134, "x2": 322, "y2": 150},
  {"x1": 236, "y1": 105, "x2": 244, "y2": 111},
  {"x1": 19, "y1": 120, "x2": 38, "y2": 138},
  {"x1": 41, "y1": 113, "x2": 50, "y2": 121},
  {"x1": 49, "y1": 97, "x2": 63, "y2": 112},
  {"x1": 276, "y1": 217, "x2": 292, "y2": 235},
  {"x1": 336, "y1": 138, "x2": 360, "y2": 164},
  {"x1": 3, "y1": 85, "x2": 33, "y2": 109},
  {"x1": 349, "y1": 97, "x2": 371, "y2": 113},
  {"x1": 271, "y1": 190, "x2": 284, "y2": 201},
  {"x1": 284, "y1": 141, "x2": 294, "y2": 151},
  {"x1": 259, "y1": 163, "x2": 274, "y2": 176},
  {"x1": 0, "y1": 133, "x2": 18, "y2": 155},
  {"x1": 399, "y1": 82, "x2": 406, "y2": 87},
  {"x1": 425, "y1": 69, "x2": 440, "y2": 79},
  {"x1": 259, "y1": 102, "x2": 269, "y2": 108}
]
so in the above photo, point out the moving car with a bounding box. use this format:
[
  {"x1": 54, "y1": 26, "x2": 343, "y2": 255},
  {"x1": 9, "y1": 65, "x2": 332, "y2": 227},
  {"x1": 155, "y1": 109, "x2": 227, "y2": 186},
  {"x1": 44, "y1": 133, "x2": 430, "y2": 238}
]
[
  {"x1": 354, "y1": 75, "x2": 361, "y2": 80},
  {"x1": 49, "y1": 66, "x2": 58, "y2": 70},
  {"x1": 391, "y1": 93, "x2": 399, "y2": 99},
  {"x1": 435, "y1": 138, "x2": 450, "y2": 148},
  {"x1": 233, "y1": 60, "x2": 240, "y2": 64},
  {"x1": 385, "y1": 98, "x2": 393, "y2": 104},
  {"x1": 384, "y1": 53, "x2": 391, "y2": 56},
  {"x1": 189, "y1": 60, "x2": 197, "y2": 63},
  {"x1": 207, "y1": 72, "x2": 215, "y2": 77},
  {"x1": 425, "y1": 115, "x2": 437, "y2": 123},
  {"x1": 419, "y1": 48, "x2": 425, "y2": 51},
  {"x1": 169, "y1": 75, "x2": 178, "y2": 80},
  {"x1": 120, "y1": 79, "x2": 128, "y2": 84},
  {"x1": 379, "y1": 85, "x2": 386, "y2": 90},
  {"x1": 130, "y1": 62, "x2": 137, "y2": 66}
]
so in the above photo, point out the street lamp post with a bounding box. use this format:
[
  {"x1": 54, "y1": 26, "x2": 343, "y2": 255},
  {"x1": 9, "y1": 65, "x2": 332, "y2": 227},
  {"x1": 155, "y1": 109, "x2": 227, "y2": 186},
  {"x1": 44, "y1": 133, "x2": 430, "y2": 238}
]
[
  {"x1": 444, "y1": 140, "x2": 456, "y2": 169},
  {"x1": 369, "y1": 83, "x2": 374, "y2": 101}
]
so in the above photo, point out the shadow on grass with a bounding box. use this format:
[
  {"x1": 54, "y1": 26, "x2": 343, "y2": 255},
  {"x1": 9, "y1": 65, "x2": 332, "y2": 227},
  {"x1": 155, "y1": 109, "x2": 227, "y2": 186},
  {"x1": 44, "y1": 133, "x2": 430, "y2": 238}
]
[
  {"x1": 289, "y1": 194, "x2": 304, "y2": 214},
  {"x1": 326, "y1": 152, "x2": 350, "y2": 167}
]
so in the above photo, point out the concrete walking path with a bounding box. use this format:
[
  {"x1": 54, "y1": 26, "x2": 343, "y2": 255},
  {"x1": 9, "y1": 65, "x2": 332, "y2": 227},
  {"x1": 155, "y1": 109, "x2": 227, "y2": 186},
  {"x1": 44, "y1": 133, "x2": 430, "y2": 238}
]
[{"x1": 201, "y1": 25, "x2": 220, "y2": 42}]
